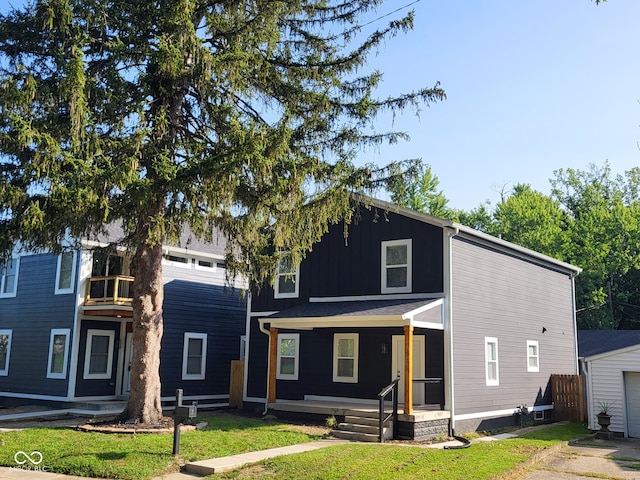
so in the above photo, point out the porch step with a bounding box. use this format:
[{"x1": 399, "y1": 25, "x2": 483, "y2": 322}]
[{"x1": 331, "y1": 412, "x2": 392, "y2": 442}]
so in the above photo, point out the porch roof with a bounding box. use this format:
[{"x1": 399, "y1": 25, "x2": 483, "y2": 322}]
[{"x1": 259, "y1": 298, "x2": 444, "y2": 330}]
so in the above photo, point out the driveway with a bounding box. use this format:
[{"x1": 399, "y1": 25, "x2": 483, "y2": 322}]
[{"x1": 518, "y1": 436, "x2": 640, "y2": 479}]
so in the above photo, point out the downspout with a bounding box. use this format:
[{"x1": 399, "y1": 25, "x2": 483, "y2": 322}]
[
  {"x1": 444, "y1": 225, "x2": 459, "y2": 436},
  {"x1": 258, "y1": 319, "x2": 271, "y2": 415},
  {"x1": 570, "y1": 272, "x2": 580, "y2": 375}
]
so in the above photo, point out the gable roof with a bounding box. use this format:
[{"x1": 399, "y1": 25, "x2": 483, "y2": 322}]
[
  {"x1": 578, "y1": 329, "x2": 640, "y2": 358},
  {"x1": 362, "y1": 196, "x2": 581, "y2": 276}
]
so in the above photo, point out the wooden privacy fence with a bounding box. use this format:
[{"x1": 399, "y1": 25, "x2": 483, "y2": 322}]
[
  {"x1": 551, "y1": 374, "x2": 584, "y2": 422},
  {"x1": 229, "y1": 360, "x2": 244, "y2": 409}
]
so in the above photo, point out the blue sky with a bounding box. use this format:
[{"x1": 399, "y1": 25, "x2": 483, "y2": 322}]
[
  {"x1": 360, "y1": 0, "x2": 640, "y2": 210},
  {"x1": 1, "y1": 0, "x2": 638, "y2": 212}
]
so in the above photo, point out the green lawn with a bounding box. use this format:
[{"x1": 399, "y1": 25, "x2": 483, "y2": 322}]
[{"x1": 0, "y1": 413, "x2": 589, "y2": 480}]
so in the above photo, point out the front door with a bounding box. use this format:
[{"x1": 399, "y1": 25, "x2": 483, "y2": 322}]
[{"x1": 392, "y1": 335, "x2": 425, "y2": 405}]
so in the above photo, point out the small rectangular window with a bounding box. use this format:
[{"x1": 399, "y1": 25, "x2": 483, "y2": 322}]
[
  {"x1": 47, "y1": 329, "x2": 70, "y2": 379},
  {"x1": 182, "y1": 332, "x2": 207, "y2": 380},
  {"x1": 55, "y1": 252, "x2": 76, "y2": 294},
  {"x1": 276, "y1": 333, "x2": 299, "y2": 380},
  {"x1": 0, "y1": 330, "x2": 13, "y2": 376},
  {"x1": 0, "y1": 257, "x2": 19, "y2": 298},
  {"x1": 275, "y1": 253, "x2": 299, "y2": 299},
  {"x1": 381, "y1": 240, "x2": 412, "y2": 294},
  {"x1": 83, "y1": 329, "x2": 115, "y2": 379},
  {"x1": 485, "y1": 337, "x2": 499, "y2": 386},
  {"x1": 527, "y1": 340, "x2": 539, "y2": 372},
  {"x1": 333, "y1": 334, "x2": 359, "y2": 383}
]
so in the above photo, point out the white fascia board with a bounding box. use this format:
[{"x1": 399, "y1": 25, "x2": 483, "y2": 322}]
[
  {"x1": 259, "y1": 315, "x2": 409, "y2": 330},
  {"x1": 403, "y1": 298, "x2": 444, "y2": 318}
]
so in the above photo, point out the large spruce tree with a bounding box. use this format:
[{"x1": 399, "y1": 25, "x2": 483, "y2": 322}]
[{"x1": 0, "y1": 0, "x2": 444, "y2": 424}]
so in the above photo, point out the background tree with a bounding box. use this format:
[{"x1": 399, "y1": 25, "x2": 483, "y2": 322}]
[
  {"x1": 386, "y1": 160, "x2": 455, "y2": 219},
  {"x1": 0, "y1": 0, "x2": 445, "y2": 424}
]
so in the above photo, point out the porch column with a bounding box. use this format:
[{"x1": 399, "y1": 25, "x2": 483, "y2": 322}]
[
  {"x1": 267, "y1": 327, "x2": 279, "y2": 404},
  {"x1": 404, "y1": 325, "x2": 414, "y2": 414}
]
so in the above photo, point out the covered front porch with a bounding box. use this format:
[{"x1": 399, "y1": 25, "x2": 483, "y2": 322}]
[{"x1": 256, "y1": 297, "x2": 450, "y2": 440}]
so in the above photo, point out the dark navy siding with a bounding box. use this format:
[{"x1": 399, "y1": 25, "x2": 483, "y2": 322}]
[
  {"x1": 160, "y1": 281, "x2": 246, "y2": 397},
  {"x1": 246, "y1": 319, "x2": 444, "y2": 402},
  {"x1": 0, "y1": 254, "x2": 77, "y2": 397},
  {"x1": 252, "y1": 207, "x2": 444, "y2": 312},
  {"x1": 75, "y1": 320, "x2": 120, "y2": 397}
]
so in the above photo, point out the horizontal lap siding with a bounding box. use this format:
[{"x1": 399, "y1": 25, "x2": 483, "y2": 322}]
[
  {"x1": 160, "y1": 272, "x2": 246, "y2": 397},
  {"x1": 0, "y1": 254, "x2": 77, "y2": 397},
  {"x1": 588, "y1": 349, "x2": 640, "y2": 433},
  {"x1": 451, "y1": 237, "x2": 576, "y2": 416}
]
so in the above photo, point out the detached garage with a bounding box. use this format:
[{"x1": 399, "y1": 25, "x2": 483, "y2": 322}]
[{"x1": 578, "y1": 330, "x2": 640, "y2": 437}]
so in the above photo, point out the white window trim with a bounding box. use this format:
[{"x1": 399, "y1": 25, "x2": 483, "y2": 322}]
[
  {"x1": 333, "y1": 333, "x2": 359, "y2": 383},
  {"x1": 182, "y1": 332, "x2": 208, "y2": 380},
  {"x1": 0, "y1": 329, "x2": 13, "y2": 376},
  {"x1": 485, "y1": 337, "x2": 499, "y2": 386},
  {"x1": 47, "y1": 329, "x2": 70, "y2": 379},
  {"x1": 527, "y1": 340, "x2": 540, "y2": 373},
  {"x1": 276, "y1": 333, "x2": 299, "y2": 380},
  {"x1": 162, "y1": 253, "x2": 191, "y2": 269},
  {"x1": 274, "y1": 253, "x2": 300, "y2": 299},
  {"x1": 55, "y1": 251, "x2": 77, "y2": 295},
  {"x1": 83, "y1": 329, "x2": 115, "y2": 380},
  {"x1": 194, "y1": 257, "x2": 217, "y2": 272},
  {"x1": 381, "y1": 239, "x2": 412, "y2": 294},
  {"x1": 0, "y1": 257, "x2": 20, "y2": 298}
]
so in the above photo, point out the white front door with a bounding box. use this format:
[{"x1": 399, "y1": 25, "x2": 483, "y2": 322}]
[
  {"x1": 625, "y1": 372, "x2": 640, "y2": 437},
  {"x1": 391, "y1": 335, "x2": 425, "y2": 405},
  {"x1": 121, "y1": 332, "x2": 133, "y2": 396}
]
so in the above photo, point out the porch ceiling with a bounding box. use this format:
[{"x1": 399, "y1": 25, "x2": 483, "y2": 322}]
[{"x1": 260, "y1": 298, "x2": 444, "y2": 330}]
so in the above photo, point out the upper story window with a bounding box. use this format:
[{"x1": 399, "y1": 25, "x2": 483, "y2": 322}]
[
  {"x1": 485, "y1": 337, "x2": 499, "y2": 386},
  {"x1": 527, "y1": 340, "x2": 540, "y2": 373},
  {"x1": 55, "y1": 251, "x2": 77, "y2": 294},
  {"x1": 0, "y1": 257, "x2": 19, "y2": 298},
  {"x1": 275, "y1": 252, "x2": 299, "y2": 299},
  {"x1": 0, "y1": 330, "x2": 13, "y2": 376},
  {"x1": 381, "y1": 239, "x2": 412, "y2": 294}
]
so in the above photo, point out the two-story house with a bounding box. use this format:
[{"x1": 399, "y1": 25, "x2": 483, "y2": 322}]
[
  {"x1": 244, "y1": 198, "x2": 581, "y2": 440},
  {"x1": 0, "y1": 226, "x2": 246, "y2": 410}
]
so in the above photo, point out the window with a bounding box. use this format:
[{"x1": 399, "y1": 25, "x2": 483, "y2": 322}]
[
  {"x1": 381, "y1": 239, "x2": 412, "y2": 294},
  {"x1": 0, "y1": 330, "x2": 12, "y2": 376},
  {"x1": 83, "y1": 329, "x2": 115, "y2": 379},
  {"x1": 182, "y1": 333, "x2": 207, "y2": 380},
  {"x1": 55, "y1": 252, "x2": 76, "y2": 294},
  {"x1": 274, "y1": 253, "x2": 299, "y2": 299},
  {"x1": 47, "y1": 329, "x2": 70, "y2": 379},
  {"x1": 276, "y1": 333, "x2": 299, "y2": 380},
  {"x1": 0, "y1": 257, "x2": 19, "y2": 298},
  {"x1": 527, "y1": 340, "x2": 539, "y2": 372},
  {"x1": 333, "y1": 334, "x2": 359, "y2": 383},
  {"x1": 485, "y1": 337, "x2": 499, "y2": 386}
]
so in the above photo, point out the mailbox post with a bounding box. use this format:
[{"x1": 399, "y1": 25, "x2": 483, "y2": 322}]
[{"x1": 172, "y1": 389, "x2": 197, "y2": 455}]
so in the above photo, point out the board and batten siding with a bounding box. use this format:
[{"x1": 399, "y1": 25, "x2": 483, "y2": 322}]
[
  {"x1": 0, "y1": 253, "x2": 77, "y2": 397},
  {"x1": 585, "y1": 347, "x2": 640, "y2": 435},
  {"x1": 451, "y1": 236, "x2": 577, "y2": 418}
]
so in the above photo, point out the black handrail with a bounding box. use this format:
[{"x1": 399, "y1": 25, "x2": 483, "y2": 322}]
[
  {"x1": 378, "y1": 377, "x2": 399, "y2": 443},
  {"x1": 412, "y1": 377, "x2": 445, "y2": 410}
]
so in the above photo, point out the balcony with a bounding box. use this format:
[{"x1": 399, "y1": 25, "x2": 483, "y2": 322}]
[{"x1": 83, "y1": 275, "x2": 134, "y2": 317}]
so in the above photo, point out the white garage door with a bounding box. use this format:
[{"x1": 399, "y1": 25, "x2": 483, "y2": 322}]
[{"x1": 624, "y1": 372, "x2": 640, "y2": 438}]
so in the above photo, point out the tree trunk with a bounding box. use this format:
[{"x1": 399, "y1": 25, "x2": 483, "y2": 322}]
[{"x1": 119, "y1": 238, "x2": 165, "y2": 425}]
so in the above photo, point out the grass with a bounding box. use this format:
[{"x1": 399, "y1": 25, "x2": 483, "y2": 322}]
[
  {"x1": 0, "y1": 414, "x2": 590, "y2": 480},
  {"x1": 0, "y1": 411, "x2": 326, "y2": 479},
  {"x1": 216, "y1": 423, "x2": 591, "y2": 480}
]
